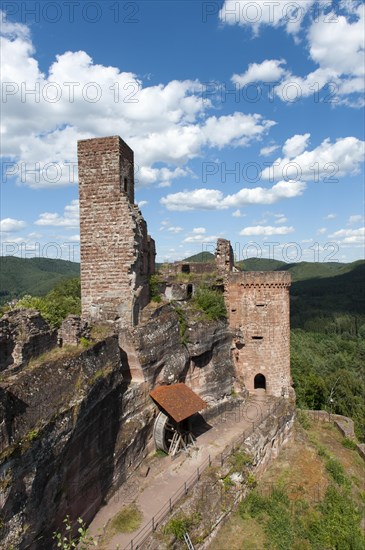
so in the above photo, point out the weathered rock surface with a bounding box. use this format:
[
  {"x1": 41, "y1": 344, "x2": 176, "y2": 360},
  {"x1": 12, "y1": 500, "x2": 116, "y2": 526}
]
[
  {"x1": 58, "y1": 315, "x2": 89, "y2": 347},
  {"x1": 0, "y1": 306, "x2": 237, "y2": 549},
  {"x1": 120, "y1": 304, "x2": 236, "y2": 400},
  {"x1": 0, "y1": 309, "x2": 57, "y2": 373},
  {"x1": 0, "y1": 336, "x2": 156, "y2": 549}
]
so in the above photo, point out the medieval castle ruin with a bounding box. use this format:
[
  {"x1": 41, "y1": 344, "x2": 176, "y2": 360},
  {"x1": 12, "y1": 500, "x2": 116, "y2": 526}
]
[
  {"x1": 78, "y1": 135, "x2": 292, "y2": 399},
  {"x1": 0, "y1": 135, "x2": 293, "y2": 549}
]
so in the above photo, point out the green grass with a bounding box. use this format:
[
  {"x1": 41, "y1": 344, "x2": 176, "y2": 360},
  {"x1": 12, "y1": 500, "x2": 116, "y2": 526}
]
[
  {"x1": 192, "y1": 287, "x2": 227, "y2": 321},
  {"x1": 342, "y1": 438, "x2": 358, "y2": 450},
  {"x1": 108, "y1": 505, "x2": 143, "y2": 534},
  {"x1": 164, "y1": 513, "x2": 202, "y2": 541},
  {"x1": 155, "y1": 449, "x2": 168, "y2": 457},
  {"x1": 239, "y1": 482, "x2": 364, "y2": 550},
  {"x1": 229, "y1": 450, "x2": 253, "y2": 470}
]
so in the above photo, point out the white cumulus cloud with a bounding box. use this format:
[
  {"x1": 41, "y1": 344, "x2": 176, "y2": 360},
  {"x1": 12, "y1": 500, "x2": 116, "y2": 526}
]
[
  {"x1": 167, "y1": 226, "x2": 183, "y2": 233},
  {"x1": 239, "y1": 225, "x2": 294, "y2": 236},
  {"x1": 282, "y1": 133, "x2": 310, "y2": 158},
  {"x1": 161, "y1": 180, "x2": 305, "y2": 211},
  {"x1": 260, "y1": 144, "x2": 280, "y2": 157},
  {"x1": 262, "y1": 137, "x2": 365, "y2": 182},
  {"x1": 274, "y1": 4, "x2": 365, "y2": 105},
  {"x1": 1, "y1": 12, "x2": 276, "y2": 188},
  {"x1": 348, "y1": 215, "x2": 363, "y2": 224},
  {"x1": 0, "y1": 218, "x2": 27, "y2": 232},
  {"x1": 329, "y1": 227, "x2": 365, "y2": 244},
  {"x1": 219, "y1": 0, "x2": 315, "y2": 35},
  {"x1": 232, "y1": 59, "x2": 287, "y2": 87},
  {"x1": 35, "y1": 199, "x2": 79, "y2": 228}
]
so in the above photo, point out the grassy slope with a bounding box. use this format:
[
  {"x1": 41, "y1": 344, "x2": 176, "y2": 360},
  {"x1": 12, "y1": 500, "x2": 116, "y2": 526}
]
[
  {"x1": 209, "y1": 420, "x2": 365, "y2": 550},
  {"x1": 0, "y1": 257, "x2": 80, "y2": 301}
]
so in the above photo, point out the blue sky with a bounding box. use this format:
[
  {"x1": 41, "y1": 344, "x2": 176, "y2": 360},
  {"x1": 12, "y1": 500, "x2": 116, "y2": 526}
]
[{"x1": 1, "y1": 0, "x2": 364, "y2": 264}]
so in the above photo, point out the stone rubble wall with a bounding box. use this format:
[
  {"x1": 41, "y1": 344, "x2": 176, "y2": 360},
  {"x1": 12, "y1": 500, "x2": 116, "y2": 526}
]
[
  {"x1": 215, "y1": 238, "x2": 234, "y2": 276},
  {"x1": 58, "y1": 314, "x2": 90, "y2": 346},
  {"x1": 0, "y1": 309, "x2": 57, "y2": 374}
]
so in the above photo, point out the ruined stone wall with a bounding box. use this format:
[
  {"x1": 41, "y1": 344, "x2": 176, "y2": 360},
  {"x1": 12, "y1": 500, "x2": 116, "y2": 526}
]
[
  {"x1": 78, "y1": 136, "x2": 154, "y2": 326},
  {"x1": 225, "y1": 271, "x2": 291, "y2": 397},
  {"x1": 0, "y1": 309, "x2": 57, "y2": 373},
  {"x1": 215, "y1": 238, "x2": 234, "y2": 276},
  {"x1": 159, "y1": 262, "x2": 214, "y2": 278}
]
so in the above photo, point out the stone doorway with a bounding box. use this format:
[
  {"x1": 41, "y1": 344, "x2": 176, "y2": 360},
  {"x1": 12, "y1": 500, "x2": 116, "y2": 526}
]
[{"x1": 254, "y1": 373, "x2": 266, "y2": 390}]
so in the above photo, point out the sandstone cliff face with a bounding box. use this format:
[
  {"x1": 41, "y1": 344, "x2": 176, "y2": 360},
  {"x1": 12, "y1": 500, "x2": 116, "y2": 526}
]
[
  {"x1": 0, "y1": 308, "x2": 236, "y2": 549},
  {"x1": 121, "y1": 304, "x2": 236, "y2": 399}
]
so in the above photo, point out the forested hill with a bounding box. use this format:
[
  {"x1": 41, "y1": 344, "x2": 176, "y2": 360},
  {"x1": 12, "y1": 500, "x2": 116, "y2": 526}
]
[
  {"x1": 290, "y1": 261, "x2": 365, "y2": 331},
  {"x1": 1, "y1": 255, "x2": 364, "y2": 310},
  {"x1": 0, "y1": 256, "x2": 80, "y2": 304}
]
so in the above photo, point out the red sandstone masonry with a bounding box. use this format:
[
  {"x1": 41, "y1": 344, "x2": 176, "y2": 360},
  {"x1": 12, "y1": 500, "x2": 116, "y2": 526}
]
[
  {"x1": 216, "y1": 238, "x2": 234, "y2": 275},
  {"x1": 78, "y1": 136, "x2": 155, "y2": 326},
  {"x1": 225, "y1": 271, "x2": 291, "y2": 397}
]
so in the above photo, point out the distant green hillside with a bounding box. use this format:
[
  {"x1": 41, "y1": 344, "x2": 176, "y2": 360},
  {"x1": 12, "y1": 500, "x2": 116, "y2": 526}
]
[
  {"x1": 290, "y1": 261, "x2": 365, "y2": 330},
  {"x1": 183, "y1": 251, "x2": 215, "y2": 263},
  {"x1": 0, "y1": 257, "x2": 80, "y2": 304},
  {"x1": 235, "y1": 257, "x2": 355, "y2": 281},
  {"x1": 237, "y1": 257, "x2": 286, "y2": 272},
  {"x1": 178, "y1": 253, "x2": 365, "y2": 331}
]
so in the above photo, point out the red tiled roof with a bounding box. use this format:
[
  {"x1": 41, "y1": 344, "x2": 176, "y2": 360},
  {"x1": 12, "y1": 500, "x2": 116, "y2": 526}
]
[{"x1": 149, "y1": 383, "x2": 207, "y2": 423}]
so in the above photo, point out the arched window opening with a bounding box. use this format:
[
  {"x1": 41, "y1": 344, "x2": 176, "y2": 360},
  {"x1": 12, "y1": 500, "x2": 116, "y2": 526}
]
[{"x1": 254, "y1": 373, "x2": 266, "y2": 390}]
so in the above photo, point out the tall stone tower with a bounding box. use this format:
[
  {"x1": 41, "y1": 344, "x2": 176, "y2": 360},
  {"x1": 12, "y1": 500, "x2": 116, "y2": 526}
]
[
  {"x1": 225, "y1": 271, "x2": 291, "y2": 397},
  {"x1": 77, "y1": 136, "x2": 155, "y2": 326}
]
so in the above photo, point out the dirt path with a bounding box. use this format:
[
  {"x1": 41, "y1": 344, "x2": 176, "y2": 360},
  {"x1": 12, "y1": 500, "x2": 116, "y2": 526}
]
[{"x1": 88, "y1": 394, "x2": 272, "y2": 549}]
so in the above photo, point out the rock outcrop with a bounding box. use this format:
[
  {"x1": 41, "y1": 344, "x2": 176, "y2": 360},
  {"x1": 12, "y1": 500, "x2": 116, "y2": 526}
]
[
  {"x1": 0, "y1": 306, "x2": 237, "y2": 549},
  {"x1": 0, "y1": 309, "x2": 57, "y2": 374}
]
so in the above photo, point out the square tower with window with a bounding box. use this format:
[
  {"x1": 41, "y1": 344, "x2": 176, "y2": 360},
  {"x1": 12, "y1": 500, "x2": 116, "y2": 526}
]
[{"x1": 225, "y1": 271, "x2": 291, "y2": 397}]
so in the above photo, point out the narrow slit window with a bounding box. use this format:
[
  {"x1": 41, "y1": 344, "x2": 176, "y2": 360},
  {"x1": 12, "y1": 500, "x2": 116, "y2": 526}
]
[
  {"x1": 124, "y1": 177, "x2": 128, "y2": 192},
  {"x1": 252, "y1": 336, "x2": 263, "y2": 340}
]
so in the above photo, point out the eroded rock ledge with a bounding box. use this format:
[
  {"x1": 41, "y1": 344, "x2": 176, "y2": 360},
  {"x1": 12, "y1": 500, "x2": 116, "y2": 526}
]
[{"x1": 0, "y1": 305, "x2": 237, "y2": 549}]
